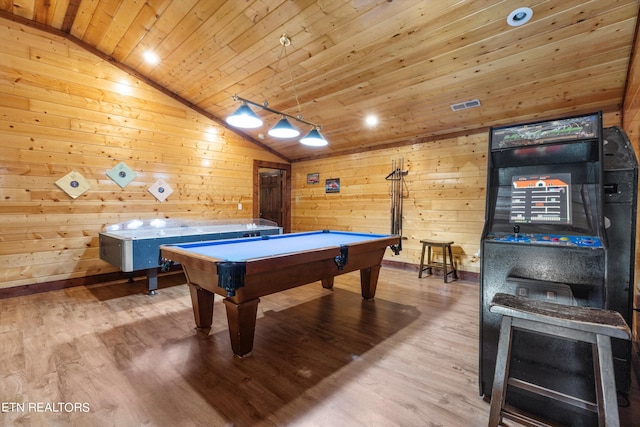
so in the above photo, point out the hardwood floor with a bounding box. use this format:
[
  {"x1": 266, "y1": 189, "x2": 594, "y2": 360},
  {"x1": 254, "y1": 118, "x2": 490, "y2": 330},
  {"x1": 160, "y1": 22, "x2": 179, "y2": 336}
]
[{"x1": 0, "y1": 268, "x2": 638, "y2": 426}]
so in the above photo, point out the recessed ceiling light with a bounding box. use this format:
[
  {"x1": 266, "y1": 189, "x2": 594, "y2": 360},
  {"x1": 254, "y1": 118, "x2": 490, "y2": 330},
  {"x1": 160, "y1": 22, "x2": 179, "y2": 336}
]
[
  {"x1": 507, "y1": 7, "x2": 533, "y2": 27},
  {"x1": 143, "y1": 50, "x2": 160, "y2": 65},
  {"x1": 365, "y1": 114, "x2": 379, "y2": 127}
]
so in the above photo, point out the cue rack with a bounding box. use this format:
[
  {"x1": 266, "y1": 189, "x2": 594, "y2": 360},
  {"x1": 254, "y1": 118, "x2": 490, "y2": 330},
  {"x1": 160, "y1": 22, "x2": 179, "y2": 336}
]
[{"x1": 386, "y1": 157, "x2": 408, "y2": 255}]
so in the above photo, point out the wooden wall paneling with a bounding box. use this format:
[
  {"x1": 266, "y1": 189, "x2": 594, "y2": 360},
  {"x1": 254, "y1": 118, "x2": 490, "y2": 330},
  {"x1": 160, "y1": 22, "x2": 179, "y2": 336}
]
[
  {"x1": 0, "y1": 232, "x2": 94, "y2": 253},
  {"x1": 291, "y1": 136, "x2": 482, "y2": 275},
  {"x1": 0, "y1": 19, "x2": 286, "y2": 290}
]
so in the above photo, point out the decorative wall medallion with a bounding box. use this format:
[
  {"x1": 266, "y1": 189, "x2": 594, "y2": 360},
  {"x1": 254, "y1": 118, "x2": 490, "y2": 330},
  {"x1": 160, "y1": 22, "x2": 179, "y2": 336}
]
[
  {"x1": 55, "y1": 170, "x2": 90, "y2": 199},
  {"x1": 148, "y1": 179, "x2": 173, "y2": 202},
  {"x1": 106, "y1": 162, "x2": 136, "y2": 188}
]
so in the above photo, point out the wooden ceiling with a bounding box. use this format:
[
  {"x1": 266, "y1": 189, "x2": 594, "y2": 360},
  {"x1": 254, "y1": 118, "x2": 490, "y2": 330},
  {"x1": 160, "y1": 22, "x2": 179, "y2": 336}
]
[{"x1": 1, "y1": 1, "x2": 639, "y2": 162}]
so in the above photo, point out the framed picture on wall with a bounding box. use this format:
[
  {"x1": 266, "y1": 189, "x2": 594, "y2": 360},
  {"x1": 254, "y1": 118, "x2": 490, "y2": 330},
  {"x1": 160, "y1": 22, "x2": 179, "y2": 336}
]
[
  {"x1": 325, "y1": 178, "x2": 340, "y2": 193},
  {"x1": 307, "y1": 173, "x2": 320, "y2": 184}
]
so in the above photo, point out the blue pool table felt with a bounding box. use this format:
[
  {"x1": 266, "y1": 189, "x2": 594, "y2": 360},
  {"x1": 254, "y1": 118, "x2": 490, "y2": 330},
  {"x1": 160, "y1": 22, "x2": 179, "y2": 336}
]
[{"x1": 168, "y1": 230, "x2": 390, "y2": 262}]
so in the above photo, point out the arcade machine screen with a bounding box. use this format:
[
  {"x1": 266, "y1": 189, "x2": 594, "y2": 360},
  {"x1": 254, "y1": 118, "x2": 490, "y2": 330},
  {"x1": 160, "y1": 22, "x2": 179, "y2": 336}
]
[{"x1": 510, "y1": 173, "x2": 572, "y2": 225}]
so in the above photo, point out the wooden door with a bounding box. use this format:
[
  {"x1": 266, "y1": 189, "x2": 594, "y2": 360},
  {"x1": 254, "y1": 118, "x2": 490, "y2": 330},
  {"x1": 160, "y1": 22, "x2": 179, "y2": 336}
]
[
  {"x1": 259, "y1": 169, "x2": 285, "y2": 226},
  {"x1": 253, "y1": 160, "x2": 291, "y2": 233}
]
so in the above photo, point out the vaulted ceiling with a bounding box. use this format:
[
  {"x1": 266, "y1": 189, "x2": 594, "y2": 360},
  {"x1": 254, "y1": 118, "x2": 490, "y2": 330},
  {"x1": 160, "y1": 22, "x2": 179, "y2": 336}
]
[{"x1": 1, "y1": 1, "x2": 639, "y2": 162}]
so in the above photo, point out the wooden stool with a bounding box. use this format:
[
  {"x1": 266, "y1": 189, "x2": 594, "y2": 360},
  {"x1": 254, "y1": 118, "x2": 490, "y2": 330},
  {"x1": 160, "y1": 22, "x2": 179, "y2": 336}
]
[
  {"x1": 488, "y1": 293, "x2": 631, "y2": 427},
  {"x1": 418, "y1": 240, "x2": 457, "y2": 282}
]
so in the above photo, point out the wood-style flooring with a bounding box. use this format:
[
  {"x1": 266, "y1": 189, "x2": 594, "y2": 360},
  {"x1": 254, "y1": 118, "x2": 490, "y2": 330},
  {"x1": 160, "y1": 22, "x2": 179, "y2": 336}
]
[{"x1": 0, "y1": 268, "x2": 638, "y2": 426}]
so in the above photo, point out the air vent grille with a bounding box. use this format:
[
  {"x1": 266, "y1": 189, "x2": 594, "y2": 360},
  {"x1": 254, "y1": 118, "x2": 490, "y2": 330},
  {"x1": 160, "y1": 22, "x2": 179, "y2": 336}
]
[{"x1": 450, "y1": 99, "x2": 481, "y2": 111}]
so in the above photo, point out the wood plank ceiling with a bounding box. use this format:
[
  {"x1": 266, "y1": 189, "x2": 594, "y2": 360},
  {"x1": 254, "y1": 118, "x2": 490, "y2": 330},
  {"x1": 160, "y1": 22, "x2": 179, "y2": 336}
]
[{"x1": 1, "y1": 0, "x2": 639, "y2": 162}]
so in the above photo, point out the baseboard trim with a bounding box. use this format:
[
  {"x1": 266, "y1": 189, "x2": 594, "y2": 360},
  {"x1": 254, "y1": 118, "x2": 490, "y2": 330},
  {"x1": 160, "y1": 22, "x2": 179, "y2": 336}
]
[
  {"x1": 0, "y1": 262, "x2": 478, "y2": 300},
  {"x1": 0, "y1": 266, "x2": 183, "y2": 300},
  {"x1": 382, "y1": 259, "x2": 479, "y2": 282}
]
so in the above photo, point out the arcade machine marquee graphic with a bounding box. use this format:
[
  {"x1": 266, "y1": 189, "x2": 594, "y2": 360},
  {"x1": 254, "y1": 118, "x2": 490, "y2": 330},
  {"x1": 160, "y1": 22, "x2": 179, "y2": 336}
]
[{"x1": 491, "y1": 114, "x2": 598, "y2": 149}]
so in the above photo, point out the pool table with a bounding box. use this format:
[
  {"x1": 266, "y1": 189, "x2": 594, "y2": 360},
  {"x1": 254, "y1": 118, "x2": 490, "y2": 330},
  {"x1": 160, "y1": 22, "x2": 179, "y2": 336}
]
[{"x1": 159, "y1": 230, "x2": 399, "y2": 356}]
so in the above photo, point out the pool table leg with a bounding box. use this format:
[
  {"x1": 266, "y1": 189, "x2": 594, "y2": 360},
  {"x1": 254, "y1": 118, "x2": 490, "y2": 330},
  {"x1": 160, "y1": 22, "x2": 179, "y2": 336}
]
[
  {"x1": 321, "y1": 277, "x2": 334, "y2": 289},
  {"x1": 223, "y1": 298, "x2": 260, "y2": 357},
  {"x1": 360, "y1": 264, "x2": 381, "y2": 299},
  {"x1": 188, "y1": 284, "x2": 214, "y2": 328}
]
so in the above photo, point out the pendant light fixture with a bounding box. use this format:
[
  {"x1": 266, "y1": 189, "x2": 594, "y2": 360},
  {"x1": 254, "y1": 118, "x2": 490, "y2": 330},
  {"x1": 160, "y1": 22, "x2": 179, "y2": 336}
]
[
  {"x1": 268, "y1": 116, "x2": 300, "y2": 138},
  {"x1": 225, "y1": 34, "x2": 328, "y2": 147},
  {"x1": 225, "y1": 103, "x2": 263, "y2": 129},
  {"x1": 300, "y1": 128, "x2": 327, "y2": 146}
]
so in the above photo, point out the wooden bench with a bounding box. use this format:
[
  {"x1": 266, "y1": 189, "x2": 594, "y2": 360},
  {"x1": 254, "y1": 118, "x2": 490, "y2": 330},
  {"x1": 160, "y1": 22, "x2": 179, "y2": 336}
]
[
  {"x1": 418, "y1": 240, "x2": 457, "y2": 283},
  {"x1": 488, "y1": 293, "x2": 631, "y2": 427}
]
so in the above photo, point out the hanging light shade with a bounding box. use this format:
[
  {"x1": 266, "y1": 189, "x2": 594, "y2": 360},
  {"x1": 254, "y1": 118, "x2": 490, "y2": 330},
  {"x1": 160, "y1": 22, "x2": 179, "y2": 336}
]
[
  {"x1": 268, "y1": 116, "x2": 300, "y2": 138},
  {"x1": 225, "y1": 35, "x2": 328, "y2": 146},
  {"x1": 300, "y1": 128, "x2": 328, "y2": 147},
  {"x1": 225, "y1": 103, "x2": 263, "y2": 129}
]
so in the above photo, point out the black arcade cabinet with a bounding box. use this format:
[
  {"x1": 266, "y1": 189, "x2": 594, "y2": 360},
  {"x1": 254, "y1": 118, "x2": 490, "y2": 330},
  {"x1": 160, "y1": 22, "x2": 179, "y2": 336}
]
[{"x1": 479, "y1": 112, "x2": 637, "y2": 425}]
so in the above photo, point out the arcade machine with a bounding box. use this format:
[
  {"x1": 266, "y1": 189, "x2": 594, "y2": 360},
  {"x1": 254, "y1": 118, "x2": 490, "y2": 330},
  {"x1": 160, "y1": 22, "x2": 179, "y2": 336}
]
[{"x1": 478, "y1": 112, "x2": 637, "y2": 425}]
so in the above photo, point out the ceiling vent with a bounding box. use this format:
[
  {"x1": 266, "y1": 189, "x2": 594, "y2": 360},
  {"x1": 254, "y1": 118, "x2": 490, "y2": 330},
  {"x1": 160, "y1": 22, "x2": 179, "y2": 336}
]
[{"x1": 450, "y1": 99, "x2": 481, "y2": 112}]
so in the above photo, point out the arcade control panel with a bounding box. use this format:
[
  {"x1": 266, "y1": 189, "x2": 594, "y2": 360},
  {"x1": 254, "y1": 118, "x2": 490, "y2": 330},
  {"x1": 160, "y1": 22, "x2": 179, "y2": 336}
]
[{"x1": 488, "y1": 226, "x2": 602, "y2": 247}]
